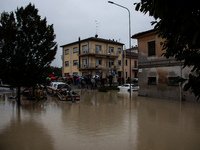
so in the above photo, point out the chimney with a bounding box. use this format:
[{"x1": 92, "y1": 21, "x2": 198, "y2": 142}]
[{"x1": 95, "y1": 34, "x2": 98, "y2": 38}]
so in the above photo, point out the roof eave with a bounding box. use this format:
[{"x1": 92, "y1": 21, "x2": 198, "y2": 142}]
[
  {"x1": 131, "y1": 29, "x2": 158, "y2": 39},
  {"x1": 60, "y1": 37, "x2": 124, "y2": 48}
]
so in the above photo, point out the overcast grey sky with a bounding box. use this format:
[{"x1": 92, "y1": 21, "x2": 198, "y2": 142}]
[{"x1": 0, "y1": 0, "x2": 154, "y2": 67}]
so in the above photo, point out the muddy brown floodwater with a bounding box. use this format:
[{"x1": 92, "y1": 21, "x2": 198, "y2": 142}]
[{"x1": 0, "y1": 89, "x2": 200, "y2": 150}]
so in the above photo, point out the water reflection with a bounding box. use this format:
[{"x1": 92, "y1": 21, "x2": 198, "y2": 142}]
[
  {"x1": 136, "y1": 98, "x2": 200, "y2": 150},
  {"x1": 0, "y1": 91, "x2": 200, "y2": 150},
  {"x1": 0, "y1": 95, "x2": 54, "y2": 150}
]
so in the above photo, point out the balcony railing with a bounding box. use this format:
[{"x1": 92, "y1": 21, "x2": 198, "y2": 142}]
[
  {"x1": 79, "y1": 63, "x2": 117, "y2": 70},
  {"x1": 79, "y1": 49, "x2": 119, "y2": 58},
  {"x1": 80, "y1": 63, "x2": 104, "y2": 69},
  {"x1": 132, "y1": 67, "x2": 138, "y2": 71}
]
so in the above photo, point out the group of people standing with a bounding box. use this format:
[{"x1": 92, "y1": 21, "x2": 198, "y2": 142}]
[{"x1": 46, "y1": 74, "x2": 125, "y2": 90}]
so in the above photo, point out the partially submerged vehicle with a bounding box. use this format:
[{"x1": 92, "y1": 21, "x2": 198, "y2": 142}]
[
  {"x1": 46, "y1": 82, "x2": 80, "y2": 102},
  {"x1": 117, "y1": 84, "x2": 139, "y2": 91}
]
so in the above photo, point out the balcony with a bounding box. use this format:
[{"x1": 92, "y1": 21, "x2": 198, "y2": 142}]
[
  {"x1": 79, "y1": 49, "x2": 118, "y2": 58},
  {"x1": 79, "y1": 63, "x2": 118, "y2": 70},
  {"x1": 79, "y1": 63, "x2": 105, "y2": 70},
  {"x1": 132, "y1": 67, "x2": 138, "y2": 71}
]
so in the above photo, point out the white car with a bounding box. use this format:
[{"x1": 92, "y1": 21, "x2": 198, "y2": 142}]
[
  {"x1": 117, "y1": 84, "x2": 139, "y2": 91},
  {"x1": 46, "y1": 82, "x2": 70, "y2": 94}
]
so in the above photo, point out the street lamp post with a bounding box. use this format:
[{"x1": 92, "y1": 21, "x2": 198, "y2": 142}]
[{"x1": 108, "y1": 1, "x2": 132, "y2": 97}]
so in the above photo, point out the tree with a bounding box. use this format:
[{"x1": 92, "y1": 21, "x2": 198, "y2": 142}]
[
  {"x1": 0, "y1": 3, "x2": 57, "y2": 104},
  {"x1": 45, "y1": 66, "x2": 62, "y2": 77},
  {"x1": 134, "y1": 0, "x2": 200, "y2": 100}
]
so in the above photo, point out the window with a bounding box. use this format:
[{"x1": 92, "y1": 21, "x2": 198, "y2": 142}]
[
  {"x1": 126, "y1": 72, "x2": 127, "y2": 78},
  {"x1": 148, "y1": 77, "x2": 157, "y2": 85},
  {"x1": 135, "y1": 72, "x2": 138, "y2": 78},
  {"x1": 109, "y1": 60, "x2": 114, "y2": 67},
  {"x1": 168, "y1": 77, "x2": 179, "y2": 86},
  {"x1": 118, "y1": 60, "x2": 121, "y2": 66},
  {"x1": 134, "y1": 60, "x2": 137, "y2": 68},
  {"x1": 73, "y1": 47, "x2": 78, "y2": 53},
  {"x1": 95, "y1": 45, "x2": 102, "y2": 53},
  {"x1": 118, "y1": 48, "x2": 121, "y2": 54},
  {"x1": 65, "y1": 61, "x2": 69, "y2": 67},
  {"x1": 125, "y1": 59, "x2": 128, "y2": 66},
  {"x1": 96, "y1": 59, "x2": 102, "y2": 67},
  {"x1": 73, "y1": 72, "x2": 78, "y2": 75},
  {"x1": 148, "y1": 41, "x2": 156, "y2": 56},
  {"x1": 82, "y1": 45, "x2": 87, "y2": 54},
  {"x1": 65, "y1": 49, "x2": 69, "y2": 55},
  {"x1": 73, "y1": 60, "x2": 78, "y2": 66},
  {"x1": 82, "y1": 59, "x2": 87, "y2": 68},
  {"x1": 109, "y1": 47, "x2": 114, "y2": 53},
  {"x1": 82, "y1": 72, "x2": 88, "y2": 76}
]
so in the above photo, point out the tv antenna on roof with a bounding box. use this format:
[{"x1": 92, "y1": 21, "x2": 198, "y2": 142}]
[{"x1": 95, "y1": 20, "x2": 100, "y2": 36}]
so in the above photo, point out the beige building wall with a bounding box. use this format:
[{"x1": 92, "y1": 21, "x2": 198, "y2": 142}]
[{"x1": 132, "y1": 29, "x2": 196, "y2": 101}]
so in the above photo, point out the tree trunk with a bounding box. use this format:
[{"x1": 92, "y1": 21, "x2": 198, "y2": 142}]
[{"x1": 17, "y1": 86, "x2": 21, "y2": 105}]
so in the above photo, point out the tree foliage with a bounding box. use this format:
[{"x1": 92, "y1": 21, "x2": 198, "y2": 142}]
[
  {"x1": 44, "y1": 66, "x2": 62, "y2": 77},
  {"x1": 0, "y1": 3, "x2": 57, "y2": 88},
  {"x1": 135, "y1": 0, "x2": 200, "y2": 99}
]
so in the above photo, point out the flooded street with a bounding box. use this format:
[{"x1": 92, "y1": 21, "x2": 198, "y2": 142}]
[{"x1": 0, "y1": 90, "x2": 200, "y2": 150}]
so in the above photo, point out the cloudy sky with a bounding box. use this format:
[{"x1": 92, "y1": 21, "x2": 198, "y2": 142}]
[{"x1": 0, "y1": 0, "x2": 154, "y2": 67}]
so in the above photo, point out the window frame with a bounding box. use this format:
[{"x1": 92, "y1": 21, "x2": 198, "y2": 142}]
[
  {"x1": 73, "y1": 60, "x2": 78, "y2": 66},
  {"x1": 118, "y1": 48, "x2": 121, "y2": 54},
  {"x1": 125, "y1": 59, "x2": 128, "y2": 66},
  {"x1": 109, "y1": 46, "x2": 114, "y2": 54},
  {"x1": 82, "y1": 59, "x2": 87, "y2": 68},
  {"x1": 95, "y1": 45, "x2": 102, "y2": 53},
  {"x1": 148, "y1": 40, "x2": 156, "y2": 57},
  {"x1": 82, "y1": 45, "x2": 87, "y2": 54},
  {"x1": 73, "y1": 47, "x2": 78, "y2": 53},
  {"x1": 168, "y1": 77, "x2": 179, "y2": 86},
  {"x1": 65, "y1": 61, "x2": 69, "y2": 67},
  {"x1": 65, "y1": 49, "x2": 69, "y2": 55},
  {"x1": 148, "y1": 77, "x2": 157, "y2": 85},
  {"x1": 109, "y1": 60, "x2": 114, "y2": 67},
  {"x1": 118, "y1": 60, "x2": 121, "y2": 66},
  {"x1": 134, "y1": 60, "x2": 137, "y2": 68}
]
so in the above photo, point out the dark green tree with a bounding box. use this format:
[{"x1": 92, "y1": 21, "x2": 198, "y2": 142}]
[
  {"x1": 134, "y1": 1, "x2": 200, "y2": 100},
  {"x1": 0, "y1": 3, "x2": 57, "y2": 104},
  {"x1": 44, "y1": 66, "x2": 62, "y2": 77}
]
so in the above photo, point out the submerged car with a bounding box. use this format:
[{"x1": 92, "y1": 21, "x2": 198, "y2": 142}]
[
  {"x1": 117, "y1": 84, "x2": 139, "y2": 91},
  {"x1": 46, "y1": 82, "x2": 80, "y2": 101}
]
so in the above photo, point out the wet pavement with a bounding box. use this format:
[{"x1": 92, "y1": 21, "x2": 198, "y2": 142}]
[{"x1": 0, "y1": 89, "x2": 200, "y2": 150}]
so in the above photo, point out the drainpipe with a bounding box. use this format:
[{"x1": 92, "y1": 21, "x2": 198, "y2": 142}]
[{"x1": 78, "y1": 37, "x2": 81, "y2": 71}]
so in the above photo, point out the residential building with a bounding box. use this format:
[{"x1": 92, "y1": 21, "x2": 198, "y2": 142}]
[
  {"x1": 132, "y1": 29, "x2": 196, "y2": 101},
  {"x1": 123, "y1": 47, "x2": 138, "y2": 82},
  {"x1": 60, "y1": 36, "x2": 124, "y2": 81}
]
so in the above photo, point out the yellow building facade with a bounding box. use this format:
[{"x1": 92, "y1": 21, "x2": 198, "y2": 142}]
[{"x1": 61, "y1": 37, "x2": 124, "y2": 81}]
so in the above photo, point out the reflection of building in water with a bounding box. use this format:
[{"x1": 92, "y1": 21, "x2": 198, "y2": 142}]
[
  {"x1": 132, "y1": 29, "x2": 196, "y2": 101},
  {"x1": 136, "y1": 98, "x2": 200, "y2": 150}
]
